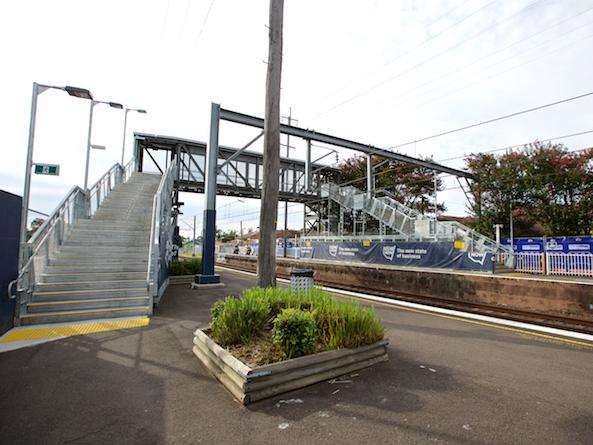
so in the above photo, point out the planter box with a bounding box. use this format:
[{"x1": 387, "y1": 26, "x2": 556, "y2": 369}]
[
  {"x1": 169, "y1": 275, "x2": 195, "y2": 285},
  {"x1": 192, "y1": 328, "x2": 389, "y2": 404}
]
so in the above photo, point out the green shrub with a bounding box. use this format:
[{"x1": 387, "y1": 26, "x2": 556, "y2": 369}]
[
  {"x1": 272, "y1": 308, "x2": 317, "y2": 359},
  {"x1": 210, "y1": 294, "x2": 270, "y2": 346},
  {"x1": 169, "y1": 257, "x2": 202, "y2": 276},
  {"x1": 208, "y1": 286, "x2": 385, "y2": 356}
]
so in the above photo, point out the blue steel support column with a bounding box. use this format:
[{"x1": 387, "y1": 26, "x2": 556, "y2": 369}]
[
  {"x1": 196, "y1": 103, "x2": 221, "y2": 284},
  {"x1": 366, "y1": 153, "x2": 373, "y2": 198}
]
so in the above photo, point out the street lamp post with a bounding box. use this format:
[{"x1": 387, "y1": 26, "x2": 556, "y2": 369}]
[
  {"x1": 121, "y1": 107, "x2": 147, "y2": 165},
  {"x1": 19, "y1": 82, "x2": 93, "y2": 267},
  {"x1": 84, "y1": 100, "x2": 123, "y2": 190}
]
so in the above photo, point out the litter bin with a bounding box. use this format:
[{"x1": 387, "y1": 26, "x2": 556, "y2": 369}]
[{"x1": 290, "y1": 269, "x2": 314, "y2": 295}]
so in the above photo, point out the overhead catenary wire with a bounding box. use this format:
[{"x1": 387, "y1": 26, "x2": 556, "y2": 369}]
[
  {"x1": 372, "y1": 7, "x2": 593, "y2": 113},
  {"x1": 319, "y1": 0, "x2": 483, "y2": 102},
  {"x1": 194, "y1": 0, "x2": 216, "y2": 47},
  {"x1": 405, "y1": 28, "x2": 593, "y2": 116},
  {"x1": 387, "y1": 91, "x2": 593, "y2": 150},
  {"x1": 312, "y1": 0, "x2": 544, "y2": 119}
]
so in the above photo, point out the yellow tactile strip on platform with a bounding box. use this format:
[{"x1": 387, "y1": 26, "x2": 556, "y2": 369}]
[{"x1": 0, "y1": 318, "x2": 149, "y2": 343}]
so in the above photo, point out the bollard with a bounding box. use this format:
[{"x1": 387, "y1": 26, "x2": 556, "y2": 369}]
[{"x1": 290, "y1": 269, "x2": 314, "y2": 296}]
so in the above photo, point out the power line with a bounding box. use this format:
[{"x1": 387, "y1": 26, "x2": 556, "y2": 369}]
[
  {"x1": 388, "y1": 91, "x2": 593, "y2": 150},
  {"x1": 437, "y1": 130, "x2": 593, "y2": 163},
  {"x1": 319, "y1": 0, "x2": 482, "y2": 103},
  {"x1": 406, "y1": 27, "x2": 593, "y2": 115},
  {"x1": 194, "y1": 0, "x2": 216, "y2": 47},
  {"x1": 372, "y1": 7, "x2": 593, "y2": 114},
  {"x1": 312, "y1": 0, "x2": 544, "y2": 119}
]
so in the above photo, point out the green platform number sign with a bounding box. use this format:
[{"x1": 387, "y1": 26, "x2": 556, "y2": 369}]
[{"x1": 33, "y1": 163, "x2": 60, "y2": 176}]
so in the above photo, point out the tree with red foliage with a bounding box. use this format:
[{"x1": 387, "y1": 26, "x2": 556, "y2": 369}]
[{"x1": 466, "y1": 142, "x2": 593, "y2": 237}]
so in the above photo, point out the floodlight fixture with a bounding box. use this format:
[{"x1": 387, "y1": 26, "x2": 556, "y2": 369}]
[{"x1": 64, "y1": 86, "x2": 93, "y2": 100}]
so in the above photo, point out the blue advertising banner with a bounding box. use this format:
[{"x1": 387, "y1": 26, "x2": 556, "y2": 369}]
[
  {"x1": 299, "y1": 240, "x2": 494, "y2": 272},
  {"x1": 502, "y1": 237, "x2": 593, "y2": 254}
]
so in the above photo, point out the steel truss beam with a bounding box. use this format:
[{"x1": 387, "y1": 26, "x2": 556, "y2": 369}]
[
  {"x1": 219, "y1": 108, "x2": 474, "y2": 179},
  {"x1": 134, "y1": 133, "x2": 336, "y2": 203}
]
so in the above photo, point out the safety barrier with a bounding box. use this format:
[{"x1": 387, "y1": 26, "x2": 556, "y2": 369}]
[
  {"x1": 515, "y1": 253, "x2": 544, "y2": 274},
  {"x1": 546, "y1": 252, "x2": 593, "y2": 277},
  {"x1": 512, "y1": 252, "x2": 593, "y2": 278},
  {"x1": 9, "y1": 158, "x2": 137, "y2": 323},
  {"x1": 147, "y1": 161, "x2": 177, "y2": 303}
]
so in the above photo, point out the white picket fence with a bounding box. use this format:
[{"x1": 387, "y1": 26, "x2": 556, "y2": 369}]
[{"x1": 511, "y1": 252, "x2": 593, "y2": 277}]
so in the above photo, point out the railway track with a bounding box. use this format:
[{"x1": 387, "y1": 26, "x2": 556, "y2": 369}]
[{"x1": 218, "y1": 263, "x2": 593, "y2": 336}]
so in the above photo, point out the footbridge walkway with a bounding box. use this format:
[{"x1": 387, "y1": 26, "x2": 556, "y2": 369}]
[{"x1": 10, "y1": 105, "x2": 502, "y2": 325}]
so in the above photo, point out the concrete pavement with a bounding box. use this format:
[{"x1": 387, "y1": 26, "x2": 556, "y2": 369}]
[{"x1": 0, "y1": 268, "x2": 591, "y2": 444}]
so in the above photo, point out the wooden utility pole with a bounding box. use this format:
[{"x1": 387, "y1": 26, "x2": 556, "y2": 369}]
[{"x1": 258, "y1": 0, "x2": 284, "y2": 287}]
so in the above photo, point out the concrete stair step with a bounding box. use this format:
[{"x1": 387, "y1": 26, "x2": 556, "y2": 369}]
[
  {"x1": 49, "y1": 257, "x2": 148, "y2": 266},
  {"x1": 53, "y1": 253, "x2": 148, "y2": 262},
  {"x1": 35, "y1": 279, "x2": 146, "y2": 292},
  {"x1": 63, "y1": 238, "x2": 149, "y2": 246},
  {"x1": 20, "y1": 306, "x2": 151, "y2": 325},
  {"x1": 26, "y1": 296, "x2": 151, "y2": 313},
  {"x1": 40, "y1": 271, "x2": 146, "y2": 283},
  {"x1": 33, "y1": 287, "x2": 148, "y2": 300},
  {"x1": 88, "y1": 218, "x2": 151, "y2": 225},
  {"x1": 71, "y1": 225, "x2": 150, "y2": 232},
  {"x1": 69, "y1": 231, "x2": 150, "y2": 237},
  {"x1": 58, "y1": 245, "x2": 148, "y2": 253},
  {"x1": 95, "y1": 207, "x2": 152, "y2": 214},
  {"x1": 45, "y1": 264, "x2": 146, "y2": 273},
  {"x1": 68, "y1": 234, "x2": 150, "y2": 241},
  {"x1": 74, "y1": 221, "x2": 150, "y2": 230}
]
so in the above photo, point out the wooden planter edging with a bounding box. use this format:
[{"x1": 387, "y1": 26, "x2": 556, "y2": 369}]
[
  {"x1": 169, "y1": 275, "x2": 195, "y2": 285},
  {"x1": 192, "y1": 328, "x2": 389, "y2": 404}
]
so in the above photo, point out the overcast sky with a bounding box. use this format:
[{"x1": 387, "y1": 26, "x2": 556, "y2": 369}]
[{"x1": 2, "y1": 0, "x2": 593, "y2": 237}]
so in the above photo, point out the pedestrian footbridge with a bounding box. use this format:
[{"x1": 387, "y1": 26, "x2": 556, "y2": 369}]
[{"x1": 10, "y1": 106, "x2": 501, "y2": 325}]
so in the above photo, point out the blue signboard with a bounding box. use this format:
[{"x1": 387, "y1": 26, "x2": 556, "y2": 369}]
[
  {"x1": 299, "y1": 240, "x2": 494, "y2": 272},
  {"x1": 503, "y1": 237, "x2": 593, "y2": 254}
]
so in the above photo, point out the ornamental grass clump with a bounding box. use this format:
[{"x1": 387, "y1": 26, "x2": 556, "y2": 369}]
[
  {"x1": 208, "y1": 286, "x2": 385, "y2": 362},
  {"x1": 209, "y1": 294, "x2": 270, "y2": 346},
  {"x1": 272, "y1": 308, "x2": 317, "y2": 359}
]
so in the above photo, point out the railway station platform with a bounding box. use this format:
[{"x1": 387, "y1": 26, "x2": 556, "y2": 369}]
[
  {"x1": 222, "y1": 255, "x2": 593, "y2": 333},
  {"x1": 1, "y1": 269, "x2": 592, "y2": 445}
]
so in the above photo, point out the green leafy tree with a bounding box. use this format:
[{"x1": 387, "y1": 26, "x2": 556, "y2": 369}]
[
  {"x1": 466, "y1": 142, "x2": 593, "y2": 237},
  {"x1": 27, "y1": 218, "x2": 45, "y2": 239},
  {"x1": 337, "y1": 155, "x2": 445, "y2": 215},
  {"x1": 220, "y1": 230, "x2": 238, "y2": 243}
]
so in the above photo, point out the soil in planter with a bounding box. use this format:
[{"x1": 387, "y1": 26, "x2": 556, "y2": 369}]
[
  {"x1": 227, "y1": 327, "x2": 326, "y2": 367},
  {"x1": 227, "y1": 329, "x2": 284, "y2": 367}
]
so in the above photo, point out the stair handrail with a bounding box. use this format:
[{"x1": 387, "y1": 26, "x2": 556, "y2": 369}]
[
  {"x1": 8, "y1": 185, "x2": 85, "y2": 299},
  {"x1": 323, "y1": 182, "x2": 511, "y2": 257},
  {"x1": 146, "y1": 162, "x2": 177, "y2": 300},
  {"x1": 9, "y1": 160, "x2": 136, "y2": 324},
  {"x1": 87, "y1": 163, "x2": 123, "y2": 217}
]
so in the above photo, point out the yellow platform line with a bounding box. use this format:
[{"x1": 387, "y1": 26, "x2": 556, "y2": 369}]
[
  {"x1": 0, "y1": 318, "x2": 149, "y2": 343},
  {"x1": 21, "y1": 306, "x2": 150, "y2": 319}
]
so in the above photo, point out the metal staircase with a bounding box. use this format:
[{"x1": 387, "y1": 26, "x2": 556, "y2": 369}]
[
  {"x1": 10, "y1": 159, "x2": 177, "y2": 326},
  {"x1": 321, "y1": 183, "x2": 511, "y2": 256}
]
